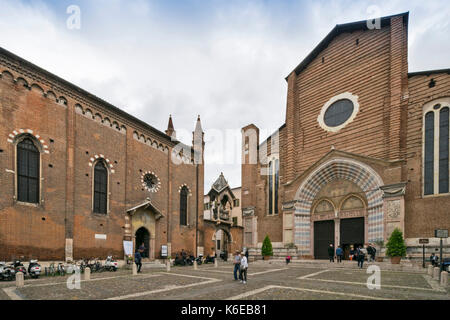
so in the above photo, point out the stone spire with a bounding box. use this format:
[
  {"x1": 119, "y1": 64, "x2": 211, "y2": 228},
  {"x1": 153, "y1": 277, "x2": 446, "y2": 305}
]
[
  {"x1": 193, "y1": 115, "x2": 204, "y2": 164},
  {"x1": 165, "y1": 114, "x2": 176, "y2": 139}
]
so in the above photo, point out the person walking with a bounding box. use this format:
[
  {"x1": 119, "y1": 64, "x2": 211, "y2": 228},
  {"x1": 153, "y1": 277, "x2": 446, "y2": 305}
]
[
  {"x1": 367, "y1": 244, "x2": 373, "y2": 262},
  {"x1": 134, "y1": 250, "x2": 142, "y2": 273},
  {"x1": 357, "y1": 245, "x2": 366, "y2": 269},
  {"x1": 328, "y1": 244, "x2": 335, "y2": 262},
  {"x1": 239, "y1": 251, "x2": 248, "y2": 284},
  {"x1": 233, "y1": 250, "x2": 241, "y2": 281},
  {"x1": 286, "y1": 255, "x2": 291, "y2": 265},
  {"x1": 336, "y1": 246, "x2": 343, "y2": 263}
]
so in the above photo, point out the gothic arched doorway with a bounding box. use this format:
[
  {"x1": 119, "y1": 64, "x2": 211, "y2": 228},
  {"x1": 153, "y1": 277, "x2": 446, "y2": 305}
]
[
  {"x1": 135, "y1": 227, "x2": 150, "y2": 258},
  {"x1": 294, "y1": 158, "x2": 384, "y2": 258},
  {"x1": 213, "y1": 228, "x2": 232, "y2": 260}
]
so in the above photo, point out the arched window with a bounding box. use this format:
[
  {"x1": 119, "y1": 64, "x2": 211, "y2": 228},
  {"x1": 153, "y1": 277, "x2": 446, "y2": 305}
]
[
  {"x1": 439, "y1": 107, "x2": 449, "y2": 193},
  {"x1": 180, "y1": 186, "x2": 188, "y2": 225},
  {"x1": 424, "y1": 112, "x2": 435, "y2": 195},
  {"x1": 423, "y1": 99, "x2": 450, "y2": 195},
  {"x1": 93, "y1": 161, "x2": 108, "y2": 214},
  {"x1": 268, "y1": 158, "x2": 279, "y2": 215},
  {"x1": 17, "y1": 138, "x2": 40, "y2": 203}
]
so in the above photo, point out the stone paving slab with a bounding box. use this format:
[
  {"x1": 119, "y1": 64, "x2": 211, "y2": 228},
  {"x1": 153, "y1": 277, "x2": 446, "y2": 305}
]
[
  {"x1": 1, "y1": 264, "x2": 448, "y2": 300},
  {"x1": 229, "y1": 286, "x2": 379, "y2": 300},
  {"x1": 10, "y1": 273, "x2": 203, "y2": 300},
  {"x1": 305, "y1": 269, "x2": 433, "y2": 289}
]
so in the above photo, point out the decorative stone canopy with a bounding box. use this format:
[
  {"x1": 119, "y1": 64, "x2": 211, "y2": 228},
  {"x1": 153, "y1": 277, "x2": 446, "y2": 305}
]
[
  {"x1": 207, "y1": 172, "x2": 236, "y2": 199},
  {"x1": 127, "y1": 198, "x2": 164, "y2": 220},
  {"x1": 380, "y1": 182, "x2": 407, "y2": 198}
]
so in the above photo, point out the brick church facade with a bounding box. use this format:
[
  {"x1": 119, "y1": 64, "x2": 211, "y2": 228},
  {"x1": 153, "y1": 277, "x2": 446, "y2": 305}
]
[
  {"x1": 0, "y1": 48, "x2": 205, "y2": 261},
  {"x1": 241, "y1": 13, "x2": 450, "y2": 259}
]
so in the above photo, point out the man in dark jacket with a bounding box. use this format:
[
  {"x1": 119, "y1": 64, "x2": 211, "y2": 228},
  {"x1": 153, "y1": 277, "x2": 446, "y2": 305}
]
[
  {"x1": 135, "y1": 250, "x2": 142, "y2": 273},
  {"x1": 327, "y1": 244, "x2": 334, "y2": 262}
]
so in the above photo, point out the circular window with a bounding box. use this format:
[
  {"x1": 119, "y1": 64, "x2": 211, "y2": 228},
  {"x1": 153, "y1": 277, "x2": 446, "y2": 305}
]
[
  {"x1": 324, "y1": 99, "x2": 354, "y2": 127},
  {"x1": 141, "y1": 172, "x2": 161, "y2": 193},
  {"x1": 318, "y1": 92, "x2": 359, "y2": 133}
]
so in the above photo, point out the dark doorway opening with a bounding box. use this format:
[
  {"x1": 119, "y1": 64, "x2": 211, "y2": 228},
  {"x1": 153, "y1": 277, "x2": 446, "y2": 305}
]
[
  {"x1": 314, "y1": 220, "x2": 335, "y2": 259},
  {"x1": 340, "y1": 217, "x2": 364, "y2": 260},
  {"x1": 135, "y1": 227, "x2": 150, "y2": 258}
]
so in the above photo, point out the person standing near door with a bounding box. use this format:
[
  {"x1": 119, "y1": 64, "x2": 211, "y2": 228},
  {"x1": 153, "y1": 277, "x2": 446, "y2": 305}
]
[
  {"x1": 139, "y1": 242, "x2": 146, "y2": 258},
  {"x1": 328, "y1": 244, "x2": 335, "y2": 262},
  {"x1": 233, "y1": 250, "x2": 241, "y2": 281},
  {"x1": 135, "y1": 250, "x2": 142, "y2": 273},
  {"x1": 336, "y1": 246, "x2": 343, "y2": 263}
]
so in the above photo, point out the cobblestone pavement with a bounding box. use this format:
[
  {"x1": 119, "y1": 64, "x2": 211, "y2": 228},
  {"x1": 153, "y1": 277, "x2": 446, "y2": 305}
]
[{"x1": 0, "y1": 261, "x2": 448, "y2": 300}]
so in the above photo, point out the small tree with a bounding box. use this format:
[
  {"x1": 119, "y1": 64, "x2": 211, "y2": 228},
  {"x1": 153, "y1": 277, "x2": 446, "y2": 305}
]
[
  {"x1": 261, "y1": 235, "x2": 273, "y2": 257},
  {"x1": 386, "y1": 228, "x2": 407, "y2": 257}
]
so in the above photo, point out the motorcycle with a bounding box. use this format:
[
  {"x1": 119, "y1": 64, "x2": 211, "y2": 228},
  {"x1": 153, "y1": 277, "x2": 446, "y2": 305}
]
[
  {"x1": 219, "y1": 250, "x2": 228, "y2": 262},
  {"x1": 27, "y1": 260, "x2": 42, "y2": 279},
  {"x1": 104, "y1": 256, "x2": 118, "y2": 272},
  {"x1": 203, "y1": 255, "x2": 215, "y2": 264},
  {"x1": 174, "y1": 253, "x2": 186, "y2": 266},
  {"x1": 0, "y1": 262, "x2": 15, "y2": 281},
  {"x1": 11, "y1": 260, "x2": 27, "y2": 276},
  {"x1": 186, "y1": 255, "x2": 194, "y2": 266},
  {"x1": 195, "y1": 255, "x2": 203, "y2": 265}
]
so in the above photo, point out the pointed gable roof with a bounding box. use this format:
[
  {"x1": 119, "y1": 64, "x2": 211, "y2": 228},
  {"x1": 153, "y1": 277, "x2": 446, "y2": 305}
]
[
  {"x1": 207, "y1": 172, "x2": 236, "y2": 199},
  {"x1": 212, "y1": 172, "x2": 229, "y2": 193},
  {"x1": 286, "y1": 12, "x2": 409, "y2": 79}
]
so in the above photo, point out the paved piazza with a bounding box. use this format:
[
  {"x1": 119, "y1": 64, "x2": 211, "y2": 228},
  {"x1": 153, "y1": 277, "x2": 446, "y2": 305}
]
[{"x1": 0, "y1": 261, "x2": 448, "y2": 300}]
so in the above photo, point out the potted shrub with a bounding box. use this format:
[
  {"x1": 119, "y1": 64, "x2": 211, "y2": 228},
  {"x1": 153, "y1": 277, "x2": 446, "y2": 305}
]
[
  {"x1": 386, "y1": 228, "x2": 407, "y2": 264},
  {"x1": 261, "y1": 235, "x2": 273, "y2": 260},
  {"x1": 374, "y1": 240, "x2": 384, "y2": 262}
]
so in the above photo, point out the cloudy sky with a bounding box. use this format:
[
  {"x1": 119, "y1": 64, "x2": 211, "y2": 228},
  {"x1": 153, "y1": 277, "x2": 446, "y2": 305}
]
[{"x1": 1, "y1": 0, "x2": 449, "y2": 189}]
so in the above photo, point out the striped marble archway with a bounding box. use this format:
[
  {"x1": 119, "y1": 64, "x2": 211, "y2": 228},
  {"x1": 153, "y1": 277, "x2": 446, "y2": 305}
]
[{"x1": 293, "y1": 158, "x2": 384, "y2": 255}]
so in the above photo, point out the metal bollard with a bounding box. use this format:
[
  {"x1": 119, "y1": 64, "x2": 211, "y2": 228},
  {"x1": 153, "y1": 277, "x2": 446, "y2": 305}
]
[
  {"x1": 15, "y1": 272, "x2": 24, "y2": 288},
  {"x1": 132, "y1": 263, "x2": 137, "y2": 275},
  {"x1": 433, "y1": 267, "x2": 440, "y2": 280},
  {"x1": 194, "y1": 260, "x2": 198, "y2": 270},
  {"x1": 214, "y1": 258, "x2": 218, "y2": 268},
  {"x1": 440, "y1": 271, "x2": 448, "y2": 286},
  {"x1": 84, "y1": 267, "x2": 91, "y2": 280},
  {"x1": 427, "y1": 265, "x2": 433, "y2": 276},
  {"x1": 166, "y1": 261, "x2": 171, "y2": 272}
]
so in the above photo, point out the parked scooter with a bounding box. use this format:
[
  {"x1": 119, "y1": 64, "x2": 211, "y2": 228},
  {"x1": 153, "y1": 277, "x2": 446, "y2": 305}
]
[
  {"x1": 104, "y1": 256, "x2": 118, "y2": 272},
  {"x1": 195, "y1": 255, "x2": 203, "y2": 265},
  {"x1": 219, "y1": 250, "x2": 228, "y2": 262},
  {"x1": 0, "y1": 262, "x2": 15, "y2": 281},
  {"x1": 186, "y1": 255, "x2": 194, "y2": 266},
  {"x1": 203, "y1": 254, "x2": 215, "y2": 264},
  {"x1": 27, "y1": 260, "x2": 42, "y2": 279},
  {"x1": 174, "y1": 253, "x2": 186, "y2": 266},
  {"x1": 11, "y1": 260, "x2": 27, "y2": 276}
]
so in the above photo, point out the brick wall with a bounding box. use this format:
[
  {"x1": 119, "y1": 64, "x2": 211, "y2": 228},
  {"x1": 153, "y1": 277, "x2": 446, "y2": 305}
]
[{"x1": 0, "y1": 50, "x2": 204, "y2": 261}]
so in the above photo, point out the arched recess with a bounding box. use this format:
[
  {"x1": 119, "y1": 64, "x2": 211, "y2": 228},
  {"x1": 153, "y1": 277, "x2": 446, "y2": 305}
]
[
  {"x1": 293, "y1": 158, "x2": 384, "y2": 255},
  {"x1": 313, "y1": 198, "x2": 336, "y2": 214},
  {"x1": 212, "y1": 227, "x2": 233, "y2": 257},
  {"x1": 91, "y1": 158, "x2": 111, "y2": 214},
  {"x1": 339, "y1": 193, "x2": 366, "y2": 211},
  {"x1": 135, "y1": 227, "x2": 150, "y2": 258},
  {"x1": 13, "y1": 133, "x2": 44, "y2": 204}
]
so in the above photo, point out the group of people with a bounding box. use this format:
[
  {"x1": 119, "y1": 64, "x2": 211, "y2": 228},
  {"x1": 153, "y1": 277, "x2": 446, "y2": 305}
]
[
  {"x1": 327, "y1": 243, "x2": 377, "y2": 268},
  {"x1": 232, "y1": 250, "x2": 249, "y2": 284}
]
